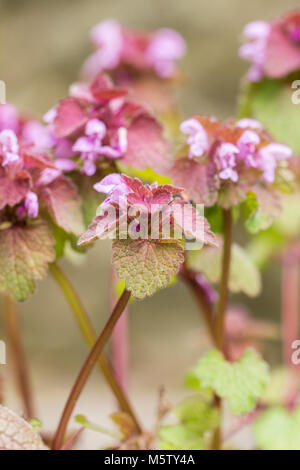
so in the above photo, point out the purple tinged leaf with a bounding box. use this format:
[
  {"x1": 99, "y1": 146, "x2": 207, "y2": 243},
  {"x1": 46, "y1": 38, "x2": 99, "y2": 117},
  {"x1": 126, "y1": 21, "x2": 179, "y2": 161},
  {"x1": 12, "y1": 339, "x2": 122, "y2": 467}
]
[
  {"x1": 0, "y1": 220, "x2": 55, "y2": 301},
  {"x1": 122, "y1": 115, "x2": 172, "y2": 174},
  {"x1": 39, "y1": 176, "x2": 84, "y2": 236},
  {"x1": 112, "y1": 239, "x2": 185, "y2": 299}
]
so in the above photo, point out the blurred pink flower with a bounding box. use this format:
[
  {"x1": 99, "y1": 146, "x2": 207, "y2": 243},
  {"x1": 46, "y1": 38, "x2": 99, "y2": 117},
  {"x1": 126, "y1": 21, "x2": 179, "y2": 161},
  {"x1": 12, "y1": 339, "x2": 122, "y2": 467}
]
[
  {"x1": 240, "y1": 11, "x2": 300, "y2": 80},
  {"x1": 82, "y1": 20, "x2": 185, "y2": 81}
]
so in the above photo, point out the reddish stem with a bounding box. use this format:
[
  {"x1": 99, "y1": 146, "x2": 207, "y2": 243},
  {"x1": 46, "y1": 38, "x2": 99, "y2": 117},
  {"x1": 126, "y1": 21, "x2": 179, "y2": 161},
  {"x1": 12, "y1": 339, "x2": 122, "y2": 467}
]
[
  {"x1": 111, "y1": 267, "x2": 129, "y2": 391},
  {"x1": 180, "y1": 264, "x2": 217, "y2": 346},
  {"x1": 52, "y1": 289, "x2": 131, "y2": 450},
  {"x1": 4, "y1": 296, "x2": 35, "y2": 420}
]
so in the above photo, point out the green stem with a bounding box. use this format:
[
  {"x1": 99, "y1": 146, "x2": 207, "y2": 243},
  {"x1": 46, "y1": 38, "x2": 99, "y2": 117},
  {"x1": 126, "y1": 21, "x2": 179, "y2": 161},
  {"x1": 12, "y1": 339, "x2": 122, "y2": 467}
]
[
  {"x1": 49, "y1": 263, "x2": 141, "y2": 434},
  {"x1": 213, "y1": 208, "x2": 233, "y2": 450},
  {"x1": 3, "y1": 295, "x2": 35, "y2": 420},
  {"x1": 52, "y1": 288, "x2": 131, "y2": 450},
  {"x1": 216, "y1": 209, "x2": 233, "y2": 352}
]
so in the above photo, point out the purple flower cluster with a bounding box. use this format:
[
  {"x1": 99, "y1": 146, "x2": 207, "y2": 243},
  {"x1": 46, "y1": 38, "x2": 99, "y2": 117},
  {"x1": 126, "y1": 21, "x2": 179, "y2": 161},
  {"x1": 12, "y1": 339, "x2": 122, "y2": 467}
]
[
  {"x1": 180, "y1": 117, "x2": 292, "y2": 184},
  {"x1": 82, "y1": 19, "x2": 185, "y2": 80},
  {"x1": 240, "y1": 11, "x2": 300, "y2": 80}
]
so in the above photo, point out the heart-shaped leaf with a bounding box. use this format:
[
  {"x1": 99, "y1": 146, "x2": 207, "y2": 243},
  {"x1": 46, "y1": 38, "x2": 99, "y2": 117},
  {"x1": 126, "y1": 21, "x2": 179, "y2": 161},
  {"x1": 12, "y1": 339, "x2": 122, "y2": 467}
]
[
  {"x1": 112, "y1": 239, "x2": 184, "y2": 299},
  {"x1": 191, "y1": 349, "x2": 269, "y2": 415}
]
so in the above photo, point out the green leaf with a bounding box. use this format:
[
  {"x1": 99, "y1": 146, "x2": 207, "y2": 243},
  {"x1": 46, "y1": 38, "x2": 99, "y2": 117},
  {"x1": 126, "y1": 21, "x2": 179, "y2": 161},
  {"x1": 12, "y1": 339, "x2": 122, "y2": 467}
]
[
  {"x1": 112, "y1": 239, "x2": 184, "y2": 299},
  {"x1": 244, "y1": 189, "x2": 282, "y2": 234},
  {"x1": 246, "y1": 227, "x2": 285, "y2": 269},
  {"x1": 174, "y1": 396, "x2": 219, "y2": 434},
  {"x1": 274, "y1": 191, "x2": 300, "y2": 238},
  {"x1": 159, "y1": 425, "x2": 205, "y2": 450},
  {"x1": 249, "y1": 78, "x2": 300, "y2": 154},
  {"x1": 192, "y1": 349, "x2": 269, "y2": 415},
  {"x1": 0, "y1": 220, "x2": 55, "y2": 301},
  {"x1": 29, "y1": 418, "x2": 43, "y2": 433},
  {"x1": 254, "y1": 406, "x2": 300, "y2": 450},
  {"x1": 71, "y1": 171, "x2": 103, "y2": 228},
  {"x1": 187, "y1": 241, "x2": 261, "y2": 297},
  {"x1": 75, "y1": 415, "x2": 122, "y2": 440},
  {"x1": 116, "y1": 161, "x2": 173, "y2": 185}
]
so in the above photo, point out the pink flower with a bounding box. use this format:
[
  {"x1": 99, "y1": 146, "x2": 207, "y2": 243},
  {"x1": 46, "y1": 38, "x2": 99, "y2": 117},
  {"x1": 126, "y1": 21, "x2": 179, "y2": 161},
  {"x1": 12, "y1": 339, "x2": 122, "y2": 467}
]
[
  {"x1": 239, "y1": 21, "x2": 270, "y2": 82},
  {"x1": 180, "y1": 118, "x2": 209, "y2": 159},
  {"x1": 256, "y1": 143, "x2": 292, "y2": 183},
  {"x1": 215, "y1": 143, "x2": 239, "y2": 182},
  {"x1": 236, "y1": 118, "x2": 263, "y2": 130},
  {"x1": 146, "y1": 28, "x2": 186, "y2": 78},
  {"x1": 0, "y1": 104, "x2": 19, "y2": 132},
  {"x1": 0, "y1": 129, "x2": 21, "y2": 170},
  {"x1": 237, "y1": 130, "x2": 260, "y2": 167},
  {"x1": 21, "y1": 121, "x2": 54, "y2": 150},
  {"x1": 82, "y1": 20, "x2": 185, "y2": 81},
  {"x1": 83, "y1": 20, "x2": 123, "y2": 78},
  {"x1": 72, "y1": 118, "x2": 127, "y2": 175},
  {"x1": 94, "y1": 173, "x2": 130, "y2": 206},
  {"x1": 171, "y1": 115, "x2": 293, "y2": 210},
  {"x1": 24, "y1": 191, "x2": 39, "y2": 218},
  {"x1": 240, "y1": 12, "x2": 300, "y2": 80}
]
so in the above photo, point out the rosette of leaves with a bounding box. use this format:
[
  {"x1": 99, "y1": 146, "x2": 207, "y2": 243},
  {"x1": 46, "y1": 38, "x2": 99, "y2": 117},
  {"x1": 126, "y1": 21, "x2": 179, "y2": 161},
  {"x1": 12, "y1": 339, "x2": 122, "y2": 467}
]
[
  {"x1": 46, "y1": 73, "x2": 171, "y2": 227},
  {"x1": 78, "y1": 174, "x2": 217, "y2": 299},
  {"x1": 0, "y1": 124, "x2": 84, "y2": 301},
  {"x1": 170, "y1": 116, "x2": 293, "y2": 234}
]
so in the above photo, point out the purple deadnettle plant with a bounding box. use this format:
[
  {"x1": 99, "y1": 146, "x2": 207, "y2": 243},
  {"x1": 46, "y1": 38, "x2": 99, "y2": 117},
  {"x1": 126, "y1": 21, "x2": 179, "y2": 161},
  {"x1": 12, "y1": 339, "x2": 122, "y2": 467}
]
[
  {"x1": 2, "y1": 9, "x2": 300, "y2": 452},
  {"x1": 0, "y1": 104, "x2": 84, "y2": 301},
  {"x1": 78, "y1": 173, "x2": 217, "y2": 298}
]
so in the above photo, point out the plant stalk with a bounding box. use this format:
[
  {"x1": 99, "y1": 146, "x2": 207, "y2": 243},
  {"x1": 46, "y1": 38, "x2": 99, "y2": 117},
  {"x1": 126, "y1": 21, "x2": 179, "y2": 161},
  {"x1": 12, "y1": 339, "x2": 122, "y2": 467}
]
[
  {"x1": 216, "y1": 209, "x2": 233, "y2": 352},
  {"x1": 111, "y1": 267, "x2": 129, "y2": 391},
  {"x1": 52, "y1": 288, "x2": 131, "y2": 450},
  {"x1": 49, "y1": 263, "x2": 141, "y2": 434},
  {"x1": 3, "y1": 295, "x2": 35, "y2": 420},
  {"x1": 213, "y1": 208, "x2": 233, "y2": 450}
]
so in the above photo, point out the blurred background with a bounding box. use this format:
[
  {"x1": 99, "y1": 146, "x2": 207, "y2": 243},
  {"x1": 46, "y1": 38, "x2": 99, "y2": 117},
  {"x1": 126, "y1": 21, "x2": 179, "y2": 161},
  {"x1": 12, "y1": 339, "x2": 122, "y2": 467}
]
[{"x1": 0, "y1": 0, "x2": 299, "y2": 449}]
